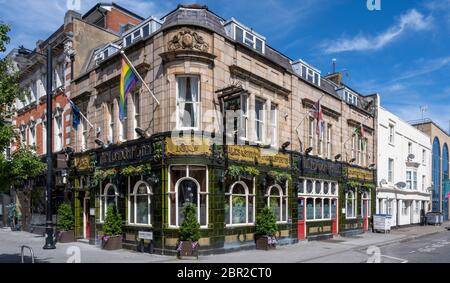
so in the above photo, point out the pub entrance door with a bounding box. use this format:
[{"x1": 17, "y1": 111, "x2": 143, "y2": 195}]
[{"x1": 298, "y1": 198, "x2": 306, "y2": 240}]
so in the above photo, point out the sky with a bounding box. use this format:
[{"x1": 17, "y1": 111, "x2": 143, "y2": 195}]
[{"x1": 0, "y1": 0, "x2": 449, "y2": 130}]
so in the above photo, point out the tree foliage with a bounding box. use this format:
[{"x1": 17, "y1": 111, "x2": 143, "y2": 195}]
[
  {"x1": 179, "y1": 202, "x2": 201, "y2": 242},
  {"x1": 57, "y1": 203, "x2": 74, "y2": 231},
  {"x1": 255, "y1": 207, "x2": 279, "y2": 237},
  {"x1": 103, "y1": 204, "x2": 123, "y2": 236},
  {"x1": 0, "y1": 22, "x2": 46, "y2": 192}
]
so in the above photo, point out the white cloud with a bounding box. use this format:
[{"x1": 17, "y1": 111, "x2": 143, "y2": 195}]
[{"x1": 322, "y1": 9, "x2": 432, "y2": 54}]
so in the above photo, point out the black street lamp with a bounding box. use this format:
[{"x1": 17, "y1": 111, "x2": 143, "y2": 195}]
[{"x1": 18, "y1": 44, "x2": 55, "y2": 249}]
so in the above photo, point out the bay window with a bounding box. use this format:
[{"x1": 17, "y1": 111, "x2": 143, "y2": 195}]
[
  {"x1": 176, "y1": 76, "x2": 200, "y2": 130},
  {"x1": 129, "y1": 181, "x2": 152, "y2": 226},
  {"x1": 169, "y1": 165, "x2": 207, "y2": 227}
]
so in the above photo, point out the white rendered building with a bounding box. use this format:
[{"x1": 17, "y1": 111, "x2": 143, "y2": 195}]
[{"x1": 376, "y1": 100, "x2": 432, "y2": 226}]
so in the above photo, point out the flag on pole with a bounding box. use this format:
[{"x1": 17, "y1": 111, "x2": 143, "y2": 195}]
[
  {"x1": 311, "y1": 99, "x2": 324, "y2": 137},
  {"x1": 120, "y1": 58, "x2": 139, "y2": 122},
  {"x1": 69, "y1": 99, "x2": 81, "y2": 130}
]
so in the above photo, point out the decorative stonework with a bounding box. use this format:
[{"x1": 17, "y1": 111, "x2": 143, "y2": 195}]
[{"x1": 168, "y1": 29, "x2": 209, "y2": 52}]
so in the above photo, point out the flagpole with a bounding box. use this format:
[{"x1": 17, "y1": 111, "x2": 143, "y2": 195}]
[
  {"x1": 120, "y1": 50, "x2": 160, "y2": 106},
  {"x1": 64, "y1": 94, "x2": 94, "y2": 129}
]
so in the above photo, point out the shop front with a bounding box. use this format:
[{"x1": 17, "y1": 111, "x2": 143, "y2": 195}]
[
  {"x1": 296, "y1": 154, "x2": 342, "y2": 240},
  {"x1": 340, "y1": 165, "x2": 376, "y2": 236}
]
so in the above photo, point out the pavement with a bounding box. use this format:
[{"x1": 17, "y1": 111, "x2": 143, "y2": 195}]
[{"x1": 0, "y1": 223, "x2": 449, "y2": 263}]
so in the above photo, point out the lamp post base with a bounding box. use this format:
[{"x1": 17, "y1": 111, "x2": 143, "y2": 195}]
[{"x1": 43, "y1": 227, "x2": 56, "y2": 250}]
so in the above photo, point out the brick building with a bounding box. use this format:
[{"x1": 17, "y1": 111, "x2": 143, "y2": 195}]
[
  {"x1": 11, "y1": 3, "x2": 144, "y2": 231},
  {"x1": 69, "y1": 4, "x2": 377, "y2": 254}
]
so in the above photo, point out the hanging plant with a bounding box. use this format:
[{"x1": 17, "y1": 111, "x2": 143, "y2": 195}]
[
  {"x1": 361, "y1": 183, "x2": 376, "y2": 190},
  {"x1": 225, "y1": 165, "x2": 260, "y2": 179},
  {"x1": 346, "y1": 180, "x2": 362, "y2": 189},
  {"x1": 267, "y1": 171, "x2": 292, "y2": 184},
  {"x1": 93, "y1": 168, "x2": 118, "y2": 183},
  {"x1": 121, "y1": 163, "x2": 152, "y2": 177}
]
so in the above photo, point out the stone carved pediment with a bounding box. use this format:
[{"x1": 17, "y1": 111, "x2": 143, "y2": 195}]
[{"x1": 168, "y1": 29, "x2": 209, "y2": 52}]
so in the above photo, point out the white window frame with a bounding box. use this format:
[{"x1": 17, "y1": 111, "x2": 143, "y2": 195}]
[
  {"x1": 168, "y1": 165, "x2": 208, "y2": 229},
  {"x1": 133, "y1": 92, "x2": 141, "y2": 139},
  {"x1": 308, "y1": 117, "x2": 315, "y2": 150},
  {"x1": 388, "y1": 158, "x2": 394, "y2": 183},
  {"x1": 346, "y1": 190, "x2": 357, "y2": 219},
  {"x1": 389, "y1": 124, "x2": 395, "y2": 144},
  {"x1": 176, "y1": 76, "x2": 201, "y2": 131},
  {"x1": 81, "y1": 114, "x2": 88, "y2": 151},
  {"x1": 226, "y1": 179, "x2": 256, "y2": 227},
  {"x1": 269, "y1": 103, "x2": 278, "y2": 147},
  {"x1": 100, "y1": 183, "x2": 119, "y2": 223},
  {"x1": 108, "y1": 101, "x2": 114, "y2": 144},
  {"x1": 28, "y1": 125, "x2": 36, "y2": 147},
  {"x1": 54, "y1": 115, "x2": 63, "y2": 152},
  {"x1": 266, "y1": 184, "x2": 288, "y2": 223},
  {"x1": 233, "y1": 24, "x2": 265, "y2": 53},
  {"x1": 128, "y1": 179, "x2": 152, "y2": 226},
  {"x1": 254, "y1": 98, "x2": 266, "y2": 143},
  {"x1": 326, "y1": 124, "x2": 332, "y2": 159}
]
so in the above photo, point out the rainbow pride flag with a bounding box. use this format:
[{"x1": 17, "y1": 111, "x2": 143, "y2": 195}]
[{"x1": 119, "y1": 58, "x2": 139, "y2": 121}]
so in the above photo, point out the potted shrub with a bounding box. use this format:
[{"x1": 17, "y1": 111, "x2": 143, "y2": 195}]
[
  {"x1": 56, "y1": 203, "x2": 75, "y2": 243},
  {"x1": 101, "y1": 204, "x2": 123, "y2": 250},
  {"x1": 176, "y1": 203, "x2": 200, "y2": 259},
  {"x1": 255, "y1": 207, "x2": 279, "y2": 250}
]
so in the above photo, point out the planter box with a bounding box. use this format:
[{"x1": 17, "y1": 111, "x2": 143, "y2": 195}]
[
  {"x1": 102, "y1": 236, "x2": 123, "y2": 250},
  {"x1": 177, "y1": 241, "x2": 199, "y2": 259},
  {"x1": 57, "y1": 230, "x2": 75, "y2": 243},
  {"x1": 255, "y1": 236, "x2": 276, "y2": 251}
]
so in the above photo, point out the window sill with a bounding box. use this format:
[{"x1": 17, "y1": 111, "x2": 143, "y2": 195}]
[
  {"x1": 225, "y1": 224, "x2": 255, "y2": 228},
  {"x1": 306, "y1": 219, "x2": 333, "y2": 222},
  {"x1": 126, "y1": 224, "x2": 153, "y2": 228}
]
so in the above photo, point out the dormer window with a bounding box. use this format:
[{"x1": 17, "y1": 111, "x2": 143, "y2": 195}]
[
  {"x1": 225, "y1": 19, "x2": 266, "y2": 54},
  {"x1": 343, "y1": 90, "x2": 358, "y2": 106},
  {"x1": 292, "y1": 60, "x2": 321, "y2": 86},
  {"x1": 122, "y1": 17, "x2": 163, "y2": 48}
]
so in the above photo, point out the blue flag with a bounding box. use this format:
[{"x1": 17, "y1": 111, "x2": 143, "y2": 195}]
[{"x1": 70, "y1": 100, "x2": 81, "y2": 130}]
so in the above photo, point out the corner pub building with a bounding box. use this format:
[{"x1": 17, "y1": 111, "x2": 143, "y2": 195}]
[{"x1": 69, "y1": 4, "x2": 377, "y2": 255}]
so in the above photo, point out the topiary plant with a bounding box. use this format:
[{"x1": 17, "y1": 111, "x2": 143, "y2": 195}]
[
  {"x1": 57, "y1": 203, "x2": 74, "y2": 231},
  {"x1": 103, "y1": 204, "x2": 122, "y2": 237},
  {"x1": 255, "y1": 207, "x2": 278, "y2": 237},
  {"x1": 179, "y1": 202, "x2": 200, "y2": 242}
]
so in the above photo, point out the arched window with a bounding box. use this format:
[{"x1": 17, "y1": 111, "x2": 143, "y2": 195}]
[
  {"x1": 168, "y1": 165, "x2": 208, "y2": 227},
  {"x1": 306, "y1": 180, "x2": 313, "y2": 194},
  {"x1": 129, "y1": 181, "x2": 152, "y2": 225},
  {"x1": 346, "y1": 190, "x2": 356, "y2": 218},
  {"x1": 432, "y1": 137, "x2": 441, "y2": 212},
  {"x1": 266, "y1": 185, "x2": 288, "y2": 223},
  {"x1": 323, "y1": 182, "x2": 329, "y2": 194},
  {"x1": 101, "y1": 183, "x2": 118, "y2": 222},
  {"x1": 225, "y1": 181, "x2": 255, "y2": 226},
  {"x1": 315, "y1": 181, "x2": 322, "y2": 194}
]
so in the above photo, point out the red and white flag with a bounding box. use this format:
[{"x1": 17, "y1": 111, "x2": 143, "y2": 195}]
[{"x1": 312, "y1": 99, "x2": 324, "y2": 137}]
